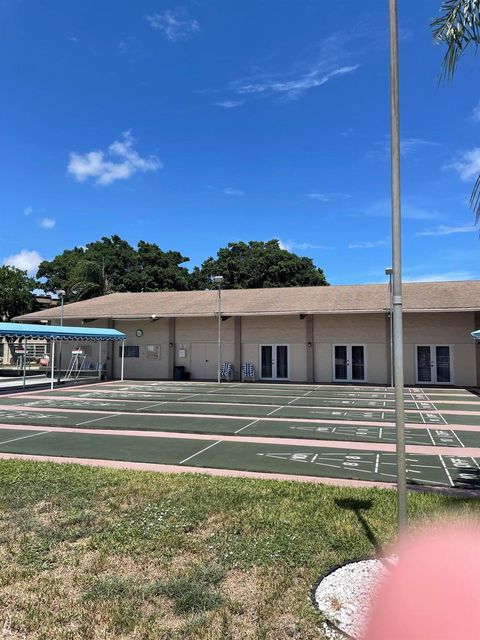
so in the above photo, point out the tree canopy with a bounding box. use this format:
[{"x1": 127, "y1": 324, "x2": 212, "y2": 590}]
[
  {"x1": 36, "y1": 236, "x2": 328, "y2": 301},
  {"x1": 37, "y1": 235, "x2": 191, "y2": 301},
  {"x1": 0, "y1": 266, "x2": 39, "y2": 320},
  {"x1": 191, "y1": 240, "x2": 328, "y2": 289}
]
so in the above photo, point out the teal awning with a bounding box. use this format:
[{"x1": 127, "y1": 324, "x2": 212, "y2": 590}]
[{"x1": 0, "y1": 322, "x2": 125, "y2": 342}]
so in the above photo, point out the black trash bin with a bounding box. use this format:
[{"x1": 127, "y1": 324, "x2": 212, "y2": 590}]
[{"x1": 174, "y1": 365, "x2": 185, "y2": 381}]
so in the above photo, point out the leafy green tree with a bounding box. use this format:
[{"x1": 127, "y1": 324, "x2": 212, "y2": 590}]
[
  {"x1": 137, "y1": 241, "x2": 191, "y2": 291},
  {"x1": 82, "y1": 235, "x2": 139, "y2": 294},
  {"x1": 432, "y1": 1, "x2": 480, "y2": 218},
  {"x1": 191, "y1": 240, "x2": 328, "y2": 290},
  {"x1": 0, "y1": 266, "x2": 39, "y2": 320},
  {"x1": 37, "y1": 235, "x2": 193, "y2": 300},
  {"x1": 37, "y1": 247, "x2": 86, "y2": 298},
  {"x1": 69, "y1": 259, "x2": 112, "y2": 301}
]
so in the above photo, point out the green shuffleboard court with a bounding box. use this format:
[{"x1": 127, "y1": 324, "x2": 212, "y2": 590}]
[
  {"x1": 1, "y1": 380, "x2": 479, "y2": 489},
  {"x1": 1, "y1": 407, "x2": 480, "y2": 447},
  {"x1": 36, "y1": 388, "x2": 480, "y2": 412},
  {"x1": 0, "y1": 427, "x2": 478, "y2": 488},
  {"x1": 2, "y1": 394, "x2": 480, "y2": 426}
]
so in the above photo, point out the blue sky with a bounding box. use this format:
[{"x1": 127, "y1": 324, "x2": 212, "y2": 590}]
[{"x1": 1, "y1": 0, "x2": 479, "y2": 286}]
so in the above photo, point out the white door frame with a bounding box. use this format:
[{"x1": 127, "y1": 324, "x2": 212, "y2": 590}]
[
  {"x1": 332, "y1": 344, "x2": 368, "y2": 383},
  {"x1": 259, "y1": 344, "x2": 290, "y2": 380},
  {"x1": 415, "y1": 344, "x2": 453, "y2": 385}
]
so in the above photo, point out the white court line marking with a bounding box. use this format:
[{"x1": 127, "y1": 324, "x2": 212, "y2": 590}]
[
  {"x1": 0, "y1": 431, "x2": 50, "y2": 446},
  {"x1": 470, "y1": 457, "x2": 480, "y2": 470},
  {"x1": 75, "y1": 414, "x2": 116, "y2": 427},
  {"x1": 301, "y1": 385, "x2": 322, "y2": 398},
  {"x1": 451, "y1": 430, "x2": 465, "y2": 447},
  {"x1": 384, "y1": 462, "x2": 442, "y2": 470},
  {"x1": 179, "y1": 440, "x2": 222, "y2": 465},
  {"x1": 234, "y1": 419, "x2": 261, "y2": 434},
  {"x1": 426, "y1": 429, "x2": 436, "y2": 446},
  {"x1": 379, "y1": 427, "x2": 383, "y2": 439},
  {"x1": 439, "y1": 455, "x2": 455, "y2": 487},
  {"x1": 374, "y1": 454, "x2": 380, "y2": 473},
  {"x1": 439, "y1": 411, "x2": 449, "y2": 425},
  {"x1": 138, "y1": 401, "x2": 169, "y2": 411},
  {"x1": 177, "y1": 393, "x2": 202, "y2": 401},
  {"x1": 267, "y1": 407, "x2": 283, "y2": 417}
]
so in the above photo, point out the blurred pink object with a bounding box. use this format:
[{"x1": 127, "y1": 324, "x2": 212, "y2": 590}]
[{"x1": 364, "y1": 525, "x2": 480, "y2": 639}]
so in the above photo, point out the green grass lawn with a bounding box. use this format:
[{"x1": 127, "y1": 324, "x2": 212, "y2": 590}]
[{"x1": 1, "y1": 461, "x2": 479, "y2": 639}]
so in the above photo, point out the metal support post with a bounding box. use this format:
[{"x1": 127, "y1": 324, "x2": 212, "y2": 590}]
[{"x1": 389, "y1": 0, "x2": 408, "y2": 532}]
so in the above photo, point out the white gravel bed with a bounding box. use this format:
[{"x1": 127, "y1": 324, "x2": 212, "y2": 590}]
[{"x1": 314, "y1": 556, "x2": 398, "y2": 639}]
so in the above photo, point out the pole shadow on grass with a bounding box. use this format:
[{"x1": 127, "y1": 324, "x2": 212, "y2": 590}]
[{"x1": 334, "y1": 498, "x2": 392, "y2": 566}]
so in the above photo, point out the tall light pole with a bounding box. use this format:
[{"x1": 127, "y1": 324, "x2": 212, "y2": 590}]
[
  {"x1": 56, "y1": 290, "x2": 65, "y2": 384},
  {"x1": 212, "y1": 276, "x2": 223, "y2": 384},
  {"x1": 388, "y1": 0, "x2": 408, "y2": 532},
  {"x1": 385, "y1": 267, "x2": 393, "y2": 387}
]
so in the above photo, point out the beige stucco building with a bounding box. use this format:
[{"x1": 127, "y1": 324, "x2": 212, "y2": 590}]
[{"x1": 15, "y1": 281, "x2": 480, "y2": 387}]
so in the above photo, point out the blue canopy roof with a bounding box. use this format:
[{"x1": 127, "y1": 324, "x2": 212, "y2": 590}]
[
  {"x1": 472, "y1": 330, "x2": 480, "y2": 340},
  {"x1": 0, "y1": 322, "x2": 125, "y2": 342}
]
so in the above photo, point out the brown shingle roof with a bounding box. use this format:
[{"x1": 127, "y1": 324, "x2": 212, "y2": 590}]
[{"x1": 13, "y1": 281, "x2": 480, "y2": 322}]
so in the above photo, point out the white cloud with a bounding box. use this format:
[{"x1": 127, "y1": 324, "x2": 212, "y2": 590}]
[
  {"x1": 223, "y1": 187, "x2": 245, "y2": 196},
  {"x1": 446, "y1": 148, "x2": 480, "y2": 182},
  {"x1": 369, "y1": 137, "x2": 438, "y2": 161},
  {"x1": 24, "y1": 205, "x2": 33, "y2": 216},
  {"x1": 400, "y1": 137, "x2": 438, "y2": 157},
  {"x1": 473, "y1": 101, "x2": 480, "y2": 122},
  {"x1": 279, "y1": 240, "x2": 330, "y2": 252},
  {"x1": 217, "y1": 26, "x2": 383, "y2": 105},
  {"x1": 403, "y1": 271, "x2": 477, "y2": 282},
  {"x1": 3, "y1": 249, "x2": 44, "y2": 274},
  {"x1": 39, "y1": 217, "x2": 56, "y2": 229},
  {"x1": 68, "y1": 131, "x2": 162, "y2": 186},
  {"x1": 307, "y1": 192, "x2": 351, "y2": 202},
  {"x1": 348, "y1": 240, "x2": 388, "y2": 249},
  {"x1": 358, "y1": 200, "x2": 438, "y2": 221},
  {"x1": 214, "y1": 100, "x2": 245, "y2": 109},
  {"x1": 147, "y1": 10, "x2": 200, "y2": 42},
  {"x1": 233, "y1": 65, "x2": 359, "y2": 101},
  {"x1": 415, "y1": 224, "x2": 476, "y2": 237}
]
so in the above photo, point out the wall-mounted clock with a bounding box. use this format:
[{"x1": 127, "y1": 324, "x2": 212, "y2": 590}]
[{"x1": 135, "y1": 329, "x2": 144, "y2": 337}]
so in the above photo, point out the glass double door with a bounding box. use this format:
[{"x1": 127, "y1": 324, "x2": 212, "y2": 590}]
[
  {"x1": 333, "y1": 345, "x2": 366, "y2": 382},
  {"x1": 416, "y1": 345, "x2": 452, "y2": 384},
  {"x1": 260, "y1": 344, "x2": 289, "y2": 380}
]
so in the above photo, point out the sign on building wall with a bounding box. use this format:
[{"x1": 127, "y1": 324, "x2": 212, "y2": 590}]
[{"x1": 146, "y1": 344, "x2": 161, "y2": 360}]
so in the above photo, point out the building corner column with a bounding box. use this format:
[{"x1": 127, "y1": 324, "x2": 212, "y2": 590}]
[
  {"x1": 234, "y1": 317, "x2": 242, "y2": 381},
  {"x1": 106, "y1": 318, "x2": 114, "y2": 379},
  {"x1": 475, "y1": 312, "x2": 480, "y2": 387},
  {"x1": 386, "y1": 312, "x2": 392, "y2": 386},
  {"x1": 168, "y1": 318, "x2": 176, "y2": 380},
  {"x1": 306, "y1": 315, "x2": 314, "y2": 383}
]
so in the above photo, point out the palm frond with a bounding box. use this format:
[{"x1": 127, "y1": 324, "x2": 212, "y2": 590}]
[
  {"x1": 470, "y1": 173, "x2": 480, "y2": 225},
  {"x1": 432, "y1": 0, "x2": 480, "y2": 80}
]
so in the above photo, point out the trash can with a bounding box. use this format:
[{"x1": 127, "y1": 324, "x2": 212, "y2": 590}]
[{"x1": 174, "y1": 366, "x2": 185, "y2": 381}]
